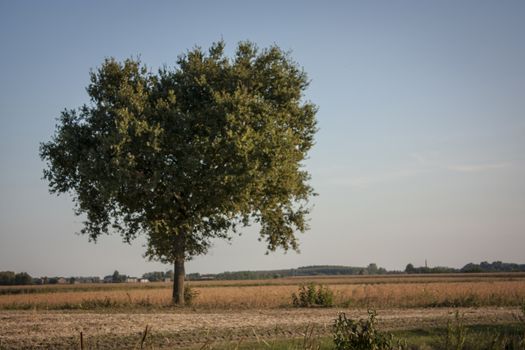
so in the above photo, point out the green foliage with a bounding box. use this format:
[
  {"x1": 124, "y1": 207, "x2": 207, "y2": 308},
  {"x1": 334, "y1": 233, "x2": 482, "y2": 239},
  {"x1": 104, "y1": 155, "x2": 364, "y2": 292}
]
[
  {"x1": 367, "y1": 263, "x2": 379, "y2": 275},
  {"x1": 291, "y1": 283, "x2": 334, "y2": 307},
  {"x1": 404, "y1": 260, "x2": 525, "y2": 274},
  {"x1": 405, "y1": 263, "x2": 457, "y2": 274},
  {"x1": 40, "y1": 40, "x2": 317, "y2": 271},
  {"x1": 438, "y1": 311, "x2": 468, "y2": 350},
  {"x1": 333, "y1": 310, "x2": 406, "y2": 350},
  {"x1": 196, "y1": 265, "x2": 387, "y2": 281},
  {"x1": 461, "y1": 261, "x2": 525, "y2": 273},
  {"x1": 433, "y1": 313, "x2": 525, "y2": 350},
  {"x1": 0, "y1": 271, "x2": 16, "y2": 285},
  {"x1": 0, "y1": 271, "x2": 33, "y2": 285},
  {"x1": 405, "y1": 263, "x2": 415, "y2": 274},
  {"x1": 110, "y1": 270, "x2": 127, "y2": 283},
  {"x1": 142, "y1": 271, "x2": 171, "y2": 282}
]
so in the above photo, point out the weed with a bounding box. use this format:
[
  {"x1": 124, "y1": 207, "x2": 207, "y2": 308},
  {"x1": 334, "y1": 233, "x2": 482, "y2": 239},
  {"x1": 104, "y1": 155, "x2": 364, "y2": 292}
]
[
  {"x1": 437, "y1": 311, "x2": 467, "y2": 350},
  {"x1": 302, "y1": 324, "x2": 322, "y2": 350},
  {"x1": 80, "y1": 297, "x2": 119, "y2": 309},
  {"x1": 292, "y1": 283, "x2": 334, "y2": 308},
  {"x1": 333, "y1": 309, "x2": 406, "y2": 350},
  {"x1": 184, "y1": 284, "x2": 199, "y2": 305}
]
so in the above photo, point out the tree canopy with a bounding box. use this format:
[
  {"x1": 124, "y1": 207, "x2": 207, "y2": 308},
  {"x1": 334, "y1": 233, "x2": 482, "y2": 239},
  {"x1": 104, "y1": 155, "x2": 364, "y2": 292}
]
[{"x1": 40, "y1": 41, "x2": 317, "y2": 303}]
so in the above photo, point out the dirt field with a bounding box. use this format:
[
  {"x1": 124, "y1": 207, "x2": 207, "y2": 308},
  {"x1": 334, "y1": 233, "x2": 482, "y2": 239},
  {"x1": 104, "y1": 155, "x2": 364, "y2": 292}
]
[{"x1": 0, "y1": 307, "x2": 522, "y2": 349}]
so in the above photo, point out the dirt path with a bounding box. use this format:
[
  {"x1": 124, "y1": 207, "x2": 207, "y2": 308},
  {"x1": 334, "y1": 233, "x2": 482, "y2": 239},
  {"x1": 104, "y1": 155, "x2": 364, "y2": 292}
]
[{"x1": 0, "y1": 307, "x2": 520, "y2": 349}]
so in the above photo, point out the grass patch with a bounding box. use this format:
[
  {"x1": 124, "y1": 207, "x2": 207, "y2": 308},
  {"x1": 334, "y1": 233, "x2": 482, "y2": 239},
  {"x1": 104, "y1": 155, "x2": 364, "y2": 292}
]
[
  {"x1": 195, "y1": 324, "x2": 525, "y2": 350},
  {"x1": 394, "y1": 323, "x2": 525, "y2": 350}
]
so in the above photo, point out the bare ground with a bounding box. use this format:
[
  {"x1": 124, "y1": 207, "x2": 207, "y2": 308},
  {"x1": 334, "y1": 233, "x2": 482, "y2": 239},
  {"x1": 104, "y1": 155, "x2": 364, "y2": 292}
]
[{"x1": 0, "y1": 307, "x2": 521, "y2": 349}]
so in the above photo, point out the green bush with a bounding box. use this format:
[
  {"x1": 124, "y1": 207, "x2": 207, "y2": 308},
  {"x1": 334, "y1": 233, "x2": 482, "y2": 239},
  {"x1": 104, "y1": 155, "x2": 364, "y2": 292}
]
[
  {"x1": 437, "y1": 311, "x2": 467, "y2": 350},
  {"x1": 291, "y1": 283, "x2": 334, "y2": 307},
  {"x1": 333, "y1": 310, "x2": 406, "y2": 350}
]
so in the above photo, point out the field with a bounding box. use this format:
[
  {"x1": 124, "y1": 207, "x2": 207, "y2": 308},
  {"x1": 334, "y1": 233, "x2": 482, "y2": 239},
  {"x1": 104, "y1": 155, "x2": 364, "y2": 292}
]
[{"x1": 1, "y1": 273, "x2": 524, "y2": 349}]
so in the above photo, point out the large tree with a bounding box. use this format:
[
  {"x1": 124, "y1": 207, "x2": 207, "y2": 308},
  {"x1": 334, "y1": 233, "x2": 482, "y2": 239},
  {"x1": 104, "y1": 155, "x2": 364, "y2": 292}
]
[{"x1": 40, "y1": 41, "x2": 317, "y2": 304}]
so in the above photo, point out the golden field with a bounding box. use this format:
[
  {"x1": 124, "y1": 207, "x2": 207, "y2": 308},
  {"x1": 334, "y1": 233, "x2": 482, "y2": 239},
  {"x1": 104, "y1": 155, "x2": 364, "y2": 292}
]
[{"x1": 1, "y1": 273, "x2": 524, "y2": 310}]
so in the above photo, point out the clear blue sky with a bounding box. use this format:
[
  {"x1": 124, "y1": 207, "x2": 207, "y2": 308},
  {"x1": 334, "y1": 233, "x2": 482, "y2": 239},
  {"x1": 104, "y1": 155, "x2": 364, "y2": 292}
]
[{"x1": 1, "y1": 1, "x2": 524, "y2": 277}]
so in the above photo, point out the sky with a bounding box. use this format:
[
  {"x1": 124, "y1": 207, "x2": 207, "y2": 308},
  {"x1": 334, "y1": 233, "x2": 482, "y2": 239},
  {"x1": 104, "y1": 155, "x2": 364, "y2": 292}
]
[{"x1": 0, "y1": 1, "x2": 524, "y2": 278}]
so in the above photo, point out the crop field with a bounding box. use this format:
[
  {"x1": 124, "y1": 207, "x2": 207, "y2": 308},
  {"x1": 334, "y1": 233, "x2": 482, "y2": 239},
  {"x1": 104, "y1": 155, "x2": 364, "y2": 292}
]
[
  {"x1": 0, "y1": 273, "x2": 524, "y2": 349},
  {"x1": 1, "y1": 273, "x2": 524, "y2": 310}
]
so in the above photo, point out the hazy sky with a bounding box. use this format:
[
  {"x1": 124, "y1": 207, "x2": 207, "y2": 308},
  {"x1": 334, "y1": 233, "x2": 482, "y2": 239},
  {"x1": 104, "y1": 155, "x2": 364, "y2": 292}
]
[{"x1": 1, "y1": 1, "x2": 524, "y2": 278}]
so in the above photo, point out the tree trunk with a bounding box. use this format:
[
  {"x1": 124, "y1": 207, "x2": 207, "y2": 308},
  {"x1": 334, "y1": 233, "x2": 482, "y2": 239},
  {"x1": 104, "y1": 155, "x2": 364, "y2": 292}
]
[
  {"x1": 172, "y1": 255, "x2": 185, "y2": 305},
  {"x1": 172, "y1": 233, "x2": 186, "y2": 305}
]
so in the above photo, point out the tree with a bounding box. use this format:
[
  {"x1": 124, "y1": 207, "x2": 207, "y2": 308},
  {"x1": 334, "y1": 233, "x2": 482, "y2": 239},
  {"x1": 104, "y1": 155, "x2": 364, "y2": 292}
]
[
  {"x1": 405, "y1": 263, "x2": 415, "y2": 274},
  {"x1": 367, "y1": 263, "x2": 378, "y2": 275},
  {"x1": 142, "y1": 271, "x2": 166, "y2": 282},
  {"x1": 40, "y1": 41, "x2": 317, "y2": 304},
  {"x1": 112, "y1": 270, "x2": 120, "y2": 283},
  {"x1": 0, "y1": 271, "x2": 32, "y2": 285},
  {"x1": 0, "y1": 271, "x2": 15, "y2": 285}
]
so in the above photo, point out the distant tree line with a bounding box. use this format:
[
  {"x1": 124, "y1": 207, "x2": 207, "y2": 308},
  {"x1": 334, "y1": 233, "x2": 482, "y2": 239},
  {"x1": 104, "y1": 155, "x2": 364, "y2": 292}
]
[
  {"x1": 0, "y1": 271, "x2": 32, "y2": 285},
  {"x1": 101, "y1": 270, "x2": 174, "y2": 283},
  {"x1": 460, "y1": 261, "x2": 525, "y2": 273},
  {"x1": 405, "y1": 261, "x2": 525, "y2": 274},
  {"x1": 142, "y1": 270, "x2": 174, "y2": 282},
  {"x1": 106, "y1": 270, "x2": 128, "y2": 283},
  {"x1": 3, "y1": 261, "x2": 524, "y2": 285},
  {"x1": 188, "y1": 261, "x2": 525, "y2": 281},
  {"x1": 0, "y1": 269, "x2": 175, "y2": 286},
  {"x1": 65, "y1": 276, "x2": 100, "y2": 284},
  {"x1": 187, "y1": 263, "x2": 388, "y2": 281},
  {"x1": 404, "y1": 264, "x2": 457, "y2": 274}
]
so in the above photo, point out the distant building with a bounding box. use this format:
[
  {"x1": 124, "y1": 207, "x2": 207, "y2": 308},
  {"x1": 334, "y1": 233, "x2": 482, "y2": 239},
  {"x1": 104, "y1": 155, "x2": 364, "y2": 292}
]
[
  {"x1": 126, "y1": 277, "x2": 138, "y2": 283},
  {"x1": 139, "y1": 278, "x2": 149, "y2": 283}
]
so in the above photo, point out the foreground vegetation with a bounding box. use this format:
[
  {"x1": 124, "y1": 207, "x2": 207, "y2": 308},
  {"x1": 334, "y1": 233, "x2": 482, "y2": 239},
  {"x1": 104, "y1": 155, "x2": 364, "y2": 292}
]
[
  {"x1": 195, "y1": 308, "x2": 525, "y2": 349},
  {"x1": 190, "y1": 324, "x2": 525, "y2": 350},
  {"x1": 0, "y1": 273, "x2": 524, "y2": 311}
]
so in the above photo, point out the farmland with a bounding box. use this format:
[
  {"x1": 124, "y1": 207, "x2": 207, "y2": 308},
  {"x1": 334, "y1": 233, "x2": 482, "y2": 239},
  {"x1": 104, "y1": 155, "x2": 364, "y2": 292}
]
[
  {"x1": 1, "y1": 273, "x2": 524, "y2": 310},
  {"x1": 0, "y1": 273, "x2": 524, "y2": 348}
]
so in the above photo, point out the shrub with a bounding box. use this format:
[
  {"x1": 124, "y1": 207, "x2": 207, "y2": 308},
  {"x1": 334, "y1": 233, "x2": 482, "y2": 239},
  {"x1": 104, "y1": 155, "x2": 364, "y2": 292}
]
[
  {"x1": 292, "y1": 283, "x2": 334, "y2": 307},
  {"x1": 184, "y1": 284, "x2": 198, "y2": 305},
  {"x1": 435, "y1": 308, "x2": 525, "y2": 350},
  {"x1": 437, "y1": 311, "x2": 467, "y2": 350},
  {"x1": 333, "y1": 310, "x2": 406, "y2": 350}
]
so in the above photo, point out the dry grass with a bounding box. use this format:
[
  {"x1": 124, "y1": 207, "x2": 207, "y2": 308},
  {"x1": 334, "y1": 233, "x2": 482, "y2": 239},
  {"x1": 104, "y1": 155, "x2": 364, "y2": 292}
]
[{"x1": 1, "y1": 273, "x2": 524, "y2": 310}]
